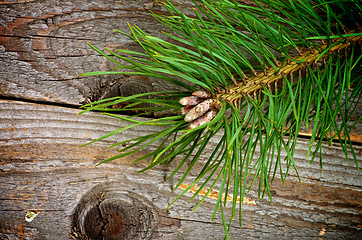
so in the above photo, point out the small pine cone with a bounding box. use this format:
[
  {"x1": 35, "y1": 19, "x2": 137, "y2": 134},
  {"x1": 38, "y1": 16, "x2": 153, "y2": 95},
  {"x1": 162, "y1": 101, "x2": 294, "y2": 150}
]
[
  {"x1": 179, "y1": 96, "x2": 202, "y2": 106},
  {"x1": 179, "y1": 105, "x2": 194, "y2": 115},
  {"x1": 184, "y1": 99, "x2": 213, "y2": 122},
  {"x1": 188, "y1": 109, "x2": 218, "y2": 129},
  {"x1": 192, "y1": 90, "x2": 211, "y2": 99}
]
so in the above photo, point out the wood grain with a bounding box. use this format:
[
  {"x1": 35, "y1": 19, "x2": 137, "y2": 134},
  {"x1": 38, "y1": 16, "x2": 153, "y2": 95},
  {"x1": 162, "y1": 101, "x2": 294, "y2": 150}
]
[
  {"x1": 1, "y1": 100, "x2": 361, "y2": 239},
  {"x1": 0, "y1": 0, "x2": 191, "y2": 105}
]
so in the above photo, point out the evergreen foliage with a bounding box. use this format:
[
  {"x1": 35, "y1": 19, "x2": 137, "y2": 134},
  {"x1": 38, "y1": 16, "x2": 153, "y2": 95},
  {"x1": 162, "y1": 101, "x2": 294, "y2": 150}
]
[{"x1": 79, "y1": 0, "x2": 361, "y2": 237}]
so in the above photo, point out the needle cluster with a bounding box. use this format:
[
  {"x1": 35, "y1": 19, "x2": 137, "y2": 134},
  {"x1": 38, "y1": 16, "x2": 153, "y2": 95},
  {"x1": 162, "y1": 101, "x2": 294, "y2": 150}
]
[{"x1": 79, "y1": 0, "x2": 361, "y2": 237}]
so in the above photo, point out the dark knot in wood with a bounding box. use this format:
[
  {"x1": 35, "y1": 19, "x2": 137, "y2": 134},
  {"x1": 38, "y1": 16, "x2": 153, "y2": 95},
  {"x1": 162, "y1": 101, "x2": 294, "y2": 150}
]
[{"x1": 72, "y1": 183, "x2": 159, "y2": 240}]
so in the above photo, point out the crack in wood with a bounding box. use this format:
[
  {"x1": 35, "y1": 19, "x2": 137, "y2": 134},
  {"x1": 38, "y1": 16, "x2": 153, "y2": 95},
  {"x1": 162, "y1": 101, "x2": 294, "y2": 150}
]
[{"x1": 0, "y1": 34, "x2": 94, "y2": 41}]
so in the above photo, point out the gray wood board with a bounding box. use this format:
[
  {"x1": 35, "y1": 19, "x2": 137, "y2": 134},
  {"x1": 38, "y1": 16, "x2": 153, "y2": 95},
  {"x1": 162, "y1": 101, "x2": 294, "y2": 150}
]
[
  {"x1": 0, "y1": 100, "x2": 361, "y2": 239},
  {"x1": 0, "y1": 0, "x2": 194, "y2": 105}
]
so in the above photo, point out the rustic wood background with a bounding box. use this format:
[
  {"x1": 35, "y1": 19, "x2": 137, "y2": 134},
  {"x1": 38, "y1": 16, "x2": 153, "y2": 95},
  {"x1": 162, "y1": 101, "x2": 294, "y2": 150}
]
[{"x1": 0, "y1": 0, "x2": 361, "y2": 239}]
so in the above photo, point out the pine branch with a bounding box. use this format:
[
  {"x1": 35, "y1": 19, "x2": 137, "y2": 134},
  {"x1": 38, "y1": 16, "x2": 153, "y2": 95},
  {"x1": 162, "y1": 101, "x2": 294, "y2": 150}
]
[
  {"x1": 79, "y1": 0, "x2": 362, "y2": 238},
  {"x1": 215, "y1": 32, "x2": 362, "y2": 104}
]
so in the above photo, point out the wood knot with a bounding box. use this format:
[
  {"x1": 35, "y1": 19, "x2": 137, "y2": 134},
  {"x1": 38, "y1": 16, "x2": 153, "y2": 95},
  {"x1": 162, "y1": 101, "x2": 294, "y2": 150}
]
[{"x1": 72, "y1": 183, "x2": 159, "y2": 240}]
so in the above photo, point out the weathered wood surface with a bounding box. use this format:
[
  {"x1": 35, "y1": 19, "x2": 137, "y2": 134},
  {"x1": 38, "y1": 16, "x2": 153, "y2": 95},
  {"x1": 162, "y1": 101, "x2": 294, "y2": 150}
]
[
  {"x1": 0, "y1": 0, "x2": 194, "y2": 106},
  {"x1": 0, "y1": 0, "x2": 361, "y2": 239},
  {"x1": 1, "y1": 100, "x2": 361, "y2": 240}
]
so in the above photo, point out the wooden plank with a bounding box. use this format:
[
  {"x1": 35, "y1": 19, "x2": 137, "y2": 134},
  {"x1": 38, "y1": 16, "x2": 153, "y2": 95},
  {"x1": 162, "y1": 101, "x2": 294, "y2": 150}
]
[
  {"x1": 0, "y1": 0, "x2": 193, "y2": 105},
  {"x1": 0, "y1": 100, "x2": 361, "y2": 239}
]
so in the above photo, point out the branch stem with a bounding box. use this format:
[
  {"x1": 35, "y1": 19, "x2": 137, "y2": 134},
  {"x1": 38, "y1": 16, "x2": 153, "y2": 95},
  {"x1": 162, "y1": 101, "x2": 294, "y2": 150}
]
[{"x1": 215, "y1": 34, "x2": 362, "y2": 104}]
